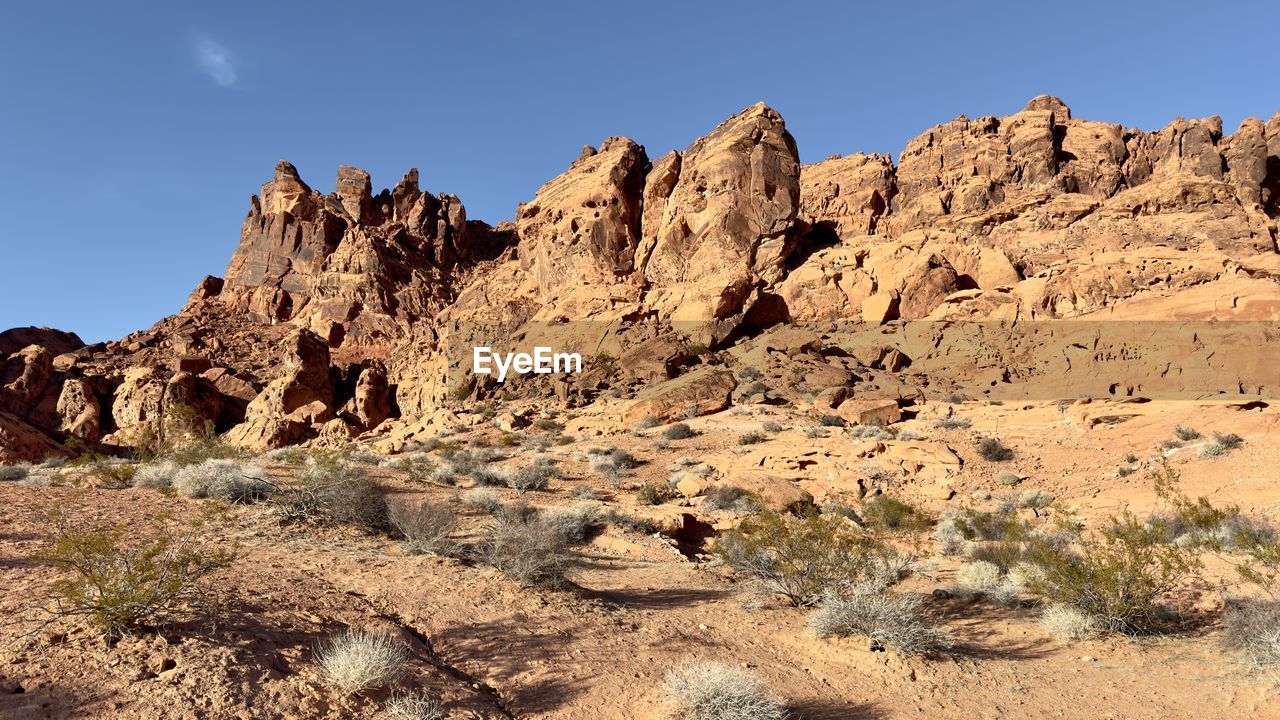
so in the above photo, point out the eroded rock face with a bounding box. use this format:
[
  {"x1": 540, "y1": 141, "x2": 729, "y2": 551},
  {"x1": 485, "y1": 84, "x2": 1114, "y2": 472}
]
[
  {"x1": 517, "y1": 137, "x2": 649, "y2": 299},
  {"x1": 3, "y1": 95, "x2": 1279, "y2": 462},
  {"x1": 638, "y1": 103, "x2": 801, "y2": 343}
]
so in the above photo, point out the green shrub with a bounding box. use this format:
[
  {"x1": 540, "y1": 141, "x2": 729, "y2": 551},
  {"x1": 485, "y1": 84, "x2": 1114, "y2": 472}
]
[
  {"x1": 1025, "y1": 512, "x2": 1201, "y2": 635},
  {"x1": 33, "y1": 512, "x2": 233, "y2": 640},
  {"x1": 717, "y1": 510, "x2": 897, "y2": 607},
  {"x1": 861, "y1": 495, "x2": 931, "y2": 534}
]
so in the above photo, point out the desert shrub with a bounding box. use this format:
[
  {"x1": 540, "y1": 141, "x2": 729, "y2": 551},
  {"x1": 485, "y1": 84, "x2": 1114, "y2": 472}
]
[
  {"x1": 738, "y1": 367, "x2": 763, "y2": 381},
  {"x1": 542, "y1": 503, "x2": 601, "y2": 545},
  {"x1": 847, "y1": 424, "x2": 892, "y2": 440},
  {"x1": 483, "y1": 511, "x2": 574, "y2": 587},
  {"x1": 387, "y1": 499, "x2": 460, "y2": 557},
  {"x1": 761, "y1": 421, "x2": 784, "y2": 433},
  {"x1": 663, "y1": 422, "x2": 696, "y2": 440},
  {"x1": 996, "y1": 471, "x2": 1021, "y2": 486},
  {"x1": 1203, "y1": 432, "x2": 1244, "y2": 458},
  {"x1": 1117, "y1": 466, "x2": 1136, "y2": 477},
  {"x1": 977, "y1": 437, "x2": 1013, "y2": 462},
  {"x1": 261, "y1": 445, "x2": 309, "y2": 465},
  {"x1": 0, "y1": 463, "x2": 32, "y2": 481},
  {"x1": 132, "y1": 461, "x2": 179, "y2": 490},
  {"x1": 1223, "y1": 599, "x2": 1280, "y2": 669},
  {"x1": 636, "y1": 482, "x2": 673, "y2": 506},
  {"x1": 33, "y1": 512, "x2": 233, "y2": 640},
  {"x1": 316, "y1": 628, "x2": 406, "y2": 695},
  {"x1": 818, "y1": 414, "x2": 847, "y2": 427},
  {"x1": 1040, "y1": 604, "x2": 1101, "y2": 641},
  {"x1": 933, "y1": 416, "x2": 971, "y2": 430},
  {"x1": 804, "y1": 428, "x2": 828, "y2": 439},
  {"x1": 571, "y1": 485, "x2": 598, "y2": 500},
  {"x1": 385, "y1": 691, "x2": 446, "y2": 720},
  {"x1": 460, "y1": 487, "x2": 502, "y2": 513},
  {"x1": 663, "y1": 660, "x2": 787, "y2": 720},
  {"x1": 717, "y1": 510, "x2": 898, "y2": 607},
  {"x1": 956, "y1": 560, "x2": 1021, "y2": 605},
  {"x1": 508, "y1": 456, "x2": 560, "y2": 494},
  {"x1": 737, "y1": 431, "x2": 767, "y2": 446},
  {"x1": 173, "y1": 459, "x2": 273, "y2": 503},
  {"x1": 702, "y1": 485, "x2": 761, "y2": 513},
  {"x1": 810, "y1": 589, "x2": 954, "y2": 655},
  {"x1": 861, "y1": 495, "x2": 931, "y2": 533},
  {"x1": 276, "y1": 455, "x2": 388, "y2": 531},
  {"x1": 633, "y1": 415, "x2": 661, "y2": 430},
  {"x1": 1018, "y1": 489, "x2": 1055, "y2": 510},
  {"x1": 589, "y1": 448, "x2": 637, "y2": 484},
  {"x1": 1173, "y1": 425, "x2": 1202, "y2": 441},
  {"x1": 1025, "y1": 512, "x2": 1201, "y2": 635}
]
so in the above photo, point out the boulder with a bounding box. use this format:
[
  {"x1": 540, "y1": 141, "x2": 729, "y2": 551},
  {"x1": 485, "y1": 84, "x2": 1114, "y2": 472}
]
[
  {"x1": 834, "y1": 398, "x2": 901, "y2": 426},
  {"x1": 623, "y1": 368, "x2": 736, "y2": 425}
]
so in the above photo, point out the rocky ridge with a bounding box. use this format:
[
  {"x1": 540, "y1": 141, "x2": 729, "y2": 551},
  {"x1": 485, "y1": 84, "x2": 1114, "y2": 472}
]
[{"x1": 3, "y1": 95, "x2": 1279, "y2": 461}]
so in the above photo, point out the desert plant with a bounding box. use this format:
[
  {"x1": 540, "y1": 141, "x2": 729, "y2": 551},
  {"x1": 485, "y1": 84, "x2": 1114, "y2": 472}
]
[
  {"x1": 663, "y1": 422, "x2": 696, "y2": 440},
  {"x1": 384, "y1": 691, "x2": 446, "y2": 720},
  {"x1": 933, "y1": 416, "x2": 971, "y2": 430},
  {"x1": 861, "y1": 495, "x2": 931, "y2": 533},
  {"x1": 387, "y1": 499, "x2": 461, "y2": 556},
  {"x1": 663, "y1": 660, "x2": 787, "y2": 720},
  {"x1": 1018, "y1": 489, "x2": 1055, "y2": 510},
  {"x1": 173, "y1": 459, "x2": 273, "y2": 503},
  {"x1": 1203, "y1": 432, "x2": 1244, "y2": 458},
  {"x1": 508, "y1": 456, "x2": 560, "y2": 494},
  {"x1": 633, "y1": 414, "x2": 661, "y2": 430},
  {"x1": 276, "y1": 455, "x2": 388, "y2": 531},
  {"x1": 33, "y1": 511, "x2": 233, "y2": 640},
  {"x1": 483, "y1": 511, "x2": 574, "y2": 587},
  {"x1": 737, "y1": 431, "x2": 768, "y2": 446},
  {"x1": 702, "y1": 485, "x2": 761, "y2": 513},
  {"x1": 1040, "y1": 604, "x2": 1101, "y2": 641},
  {"x1": 1222, "y1": 599, "x2": 1280, "y2": 670},
  {"x1": 1173, "y1": 425, "x2": 1202, "y2": 441},
  {"x1": 1025, "y1": 512, "x2": 1201, "y2": 635},
  {"x1": 316, "y1": 628, "x2": 407, "y2": 695},
  {"x1": 996, "y1": 471, "x2": 1021, "y2": 486},
  {"x1": 977, "y1": 437, "x2": 1013, "y2": 462},
  {"x1": 761, "y1": 421, "x2": 784, "y2": 433},
  {"x1": 817, "y1": 414, "x2": 847, "y2": 428},
  {"x1": 542, "y1": 502, "x2": 601, "y2": 545},
  {"x1": 810, "y1": 589, "x2": 954, "y2": 655},
  {"x1": 460, "y1": 487, "x2": 502, "y2": 513},
  {"x1": 132, "y1": 460, "x2": 179, "y2": 490},
  {"x1": 602, "y1": 508, "x2": 659, "y2": 534},
  {"x1": 636, "y1": 482, "x2": 672, "y2": 506},
  {"x1": 0, "y1": 462, "x2": 33, "y2": 481},
  {"x1": 717, "y1": 510, "x2": 897, "y2": 607}
]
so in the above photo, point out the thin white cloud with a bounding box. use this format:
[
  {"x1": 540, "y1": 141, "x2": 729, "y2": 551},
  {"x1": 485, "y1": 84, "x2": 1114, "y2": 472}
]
[{"x1": 192, "y1": 35, "x2": 236, "y2": 87}]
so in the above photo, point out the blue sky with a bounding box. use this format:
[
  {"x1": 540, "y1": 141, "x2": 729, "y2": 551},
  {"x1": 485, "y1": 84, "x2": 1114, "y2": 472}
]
[{"x1": 1, "y1": 1, "x2": 1276, "y2": 343}]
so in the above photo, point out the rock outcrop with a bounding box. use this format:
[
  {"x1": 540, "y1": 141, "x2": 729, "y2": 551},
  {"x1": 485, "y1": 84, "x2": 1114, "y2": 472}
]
[{"x1": 3, "y1": 95, "x2": 1279, "y2": 461}]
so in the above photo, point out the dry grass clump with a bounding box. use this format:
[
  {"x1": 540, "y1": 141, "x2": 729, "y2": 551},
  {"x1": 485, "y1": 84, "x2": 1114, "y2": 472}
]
[
  {"x1": 1223, "y1": 599, "x2": 1280, "y2": 670},
  {"x1": 132, "y1": 460, "x2": 179, "y2": 489},
  {"x1": 1017, "y1": 489, "x2": 1055, "y2": 510},
  {"x1": 663, "y1": 660, "x2": 787, "y2": 720},
  {"x1": 588, "y1": 447, "x2": 638, "y2": 484},
  {"x1": 1202, "y1": 432, "x2": 1244, "y2": 458},
  {"x1": 1172, "y1": 425, "x2": 1201, "y2": 441},
  {"x1": 384, "y1": 690, "x2": 445, "y2": 720},
  {"x1": 934, "y1": 415, "x2": 971, "y2": 430},
  {"x1": 460, "y1": 487, "x2": 502, "y2": 513},
  {"x1": 702, "y1": 485, "x2": 761, "y2": 513},
  {"x1": 737, "y1": 431, "x2": 768, "y2": 446},
  {"x1": 1040, "y1": 604, "x2": 1101, "y2": 641},
  {"x1": 861, "y1": 495, "x2": 931, "y2": 533},
  {"x1": 316, "y1": 628, "x2": 407, "y2": 695},
  {"x1": 387, "y1": 499, "x2": 461, "y2": 556},
  {"x1": 810, "y1": 589, "x2": 954, "y2": 656},
  {"x1": 483, "y1": 509, "x2": 575, "y2": 588},
  {"x1": 275, "y1": 455, "x2": 388, "y2": 531},
  {"x1": 173, "y1": 459, "x2": 273, "y2": 503},
  {"x1": 508, "y1": 455, "x2": 560, "y2": 493}
]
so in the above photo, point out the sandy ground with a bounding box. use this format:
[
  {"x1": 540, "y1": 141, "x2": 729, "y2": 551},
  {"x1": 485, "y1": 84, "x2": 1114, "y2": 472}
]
[{"x1": 2, "y1": 399, "x2": 1279, "y2": 719}]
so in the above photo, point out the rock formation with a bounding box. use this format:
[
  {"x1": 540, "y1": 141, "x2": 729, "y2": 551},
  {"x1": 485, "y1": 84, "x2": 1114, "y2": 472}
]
[{"x1": 2, "y1": 95, "x2": 1279, "y2": 461}]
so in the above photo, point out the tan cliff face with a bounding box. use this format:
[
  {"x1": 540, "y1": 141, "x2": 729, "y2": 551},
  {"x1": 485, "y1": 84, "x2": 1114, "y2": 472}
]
[{"x1": 2, "y1": 95, "x2": 1279, "y2": 460}]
